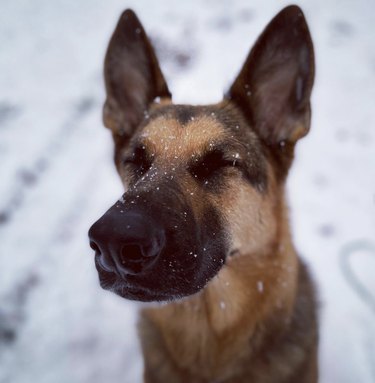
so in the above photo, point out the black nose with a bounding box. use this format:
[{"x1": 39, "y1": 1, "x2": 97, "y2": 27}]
[{"x1": 88, "y1": 204, "x2": 165, "y2": 276}]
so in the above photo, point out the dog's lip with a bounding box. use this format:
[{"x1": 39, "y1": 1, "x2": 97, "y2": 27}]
[
  {"x1": 95, "y1": 262, "x2": 166, "y2": 300},
  {"x1": 113, "y1": 276, "x2": 177, "y2": 302},
  {"x1": 96, "y1": 262, "x2": 196, "y2": 302},
  {"x1": 113, "y1": 281, "x2": 168, "y2": 301}
]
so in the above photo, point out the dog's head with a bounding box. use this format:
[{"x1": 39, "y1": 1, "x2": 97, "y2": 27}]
[{"x1": 88, "y1": 6, "x2": 314, "y2": 302}]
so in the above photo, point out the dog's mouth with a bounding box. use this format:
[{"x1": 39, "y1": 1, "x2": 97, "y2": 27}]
[
  {"x1": 94, "y1": 251, "x2": 225, "y2": 302},
  {"x1": 97, "y1": 269, "x2": 193, "y2": 302},
  {"x1": 112, "y1": 278, "x2": 171, "y2": 302}
]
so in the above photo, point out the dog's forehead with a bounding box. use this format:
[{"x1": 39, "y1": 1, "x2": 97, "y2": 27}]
[{"x1": 138, "y1": 107, "x2": 226, "y2": 158}]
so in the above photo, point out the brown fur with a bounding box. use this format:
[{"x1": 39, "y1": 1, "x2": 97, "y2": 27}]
[{"x1": 97, "y1": 5, "x2": 318, "y2": 383}]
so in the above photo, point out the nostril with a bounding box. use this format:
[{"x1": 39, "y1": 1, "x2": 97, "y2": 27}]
[
  {"x1": 90, "y1": 241, "x2": 100, "y2": 254},
  {"x1": 121, "y1": 244, "x2": 144, "y2": 263}
]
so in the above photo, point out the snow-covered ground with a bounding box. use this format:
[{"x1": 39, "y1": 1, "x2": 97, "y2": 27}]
[{"x1": 0, "y1": 0, "x2": 374, "y2": 382}]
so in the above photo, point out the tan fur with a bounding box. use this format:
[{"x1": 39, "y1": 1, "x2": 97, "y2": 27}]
[{"x1": 138, "y1": 118, "x2": 227, "y2": 169}]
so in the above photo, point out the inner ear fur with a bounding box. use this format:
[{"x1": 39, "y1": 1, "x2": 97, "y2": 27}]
[
  {"x1": 228, "y1": 5, "x2": 315, "y2": 146},
  {"x1": 103, "y1": 9, "x2": 171, "y2": 141}
]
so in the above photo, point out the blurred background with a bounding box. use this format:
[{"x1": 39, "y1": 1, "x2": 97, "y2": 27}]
[{"x1": 0, "y1": 0, "x2": 374, "y2": 382}]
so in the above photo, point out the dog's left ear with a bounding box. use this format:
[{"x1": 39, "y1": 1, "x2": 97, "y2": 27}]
[
  {"x1": 228, "y1": 5, "x2": 314, "y2": 145},
  {"x1": 103, "y1": 10, "x2": 171, "y2": 140}
]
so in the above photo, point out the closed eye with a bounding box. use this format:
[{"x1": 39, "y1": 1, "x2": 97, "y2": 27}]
[
  {"x1": 123, "y1": 146, "x2": 152, "y2": 176},
  {"x1": 189, "y1": 150, "x2": 241, "y2": 182}
]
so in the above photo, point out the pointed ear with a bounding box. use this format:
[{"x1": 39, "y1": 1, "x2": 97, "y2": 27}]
[
  {"x1": 103, "y1": 9, "x2": 171, "y2": 139},
  {"x1": 227, "y1": 6, "x2": 314, "y2": 145}
]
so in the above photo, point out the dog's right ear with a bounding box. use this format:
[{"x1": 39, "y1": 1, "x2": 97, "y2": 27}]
[{"x1": 103, "y1": 10, "x2": 171, "y2": 141}]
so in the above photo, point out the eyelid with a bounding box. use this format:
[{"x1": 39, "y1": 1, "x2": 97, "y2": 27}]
[
  {"x1": 222, "y1": 157, "x2": 241, "y2": 167},
  {"x1": 122, "y1": 146, "x2": 152, "y2": 178},
  {"x1": 123, "y1": 156, "x2": 135, "y2": 164},
  {"x1": 123, "y1": 155, "x2": 140, "y2": 166},
  {"x1": 193, "y1": 150, "x2": 242, "y2": 166},
  {"x1": 208, "y1": 151, "x2": 242, "y2": 166},
  {"x1": 189, "y1": 150, "x2": 242, "y2": 183}
]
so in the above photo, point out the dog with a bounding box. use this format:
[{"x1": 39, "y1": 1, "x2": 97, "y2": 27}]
[{"x1": 88, "y1": 5, "x2": 318, "y2": 382}]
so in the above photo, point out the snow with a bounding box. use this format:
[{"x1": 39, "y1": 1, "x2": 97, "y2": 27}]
[
  {"x1": 0, "y1": 0, "x2": 374, "y2": 382},
  {"x1": 257, "y1": 281, "x2": 264, "y2": 293}
]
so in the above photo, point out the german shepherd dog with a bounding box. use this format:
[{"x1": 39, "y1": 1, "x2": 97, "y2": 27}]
[{"x1": 88, "y1": 5, "x2": 318, "y2": 383}]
